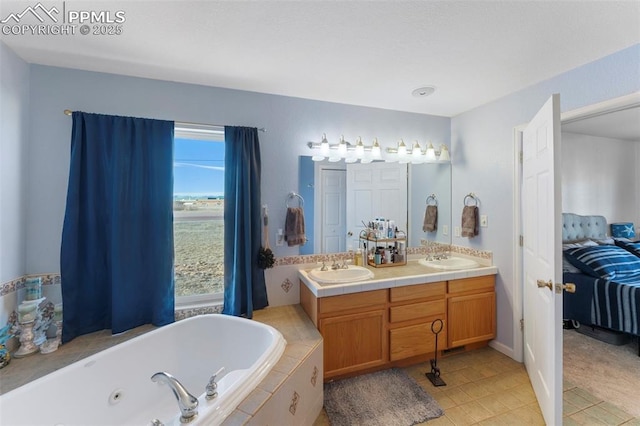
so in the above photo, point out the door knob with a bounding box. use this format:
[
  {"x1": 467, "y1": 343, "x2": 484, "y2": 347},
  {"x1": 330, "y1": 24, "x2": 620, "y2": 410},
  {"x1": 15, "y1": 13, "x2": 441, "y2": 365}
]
[
  {"x1": 536, "y1": 279, "x2": 553, "y2": 291},
  {"x1": 557, "y1": 283, "x2": 576, "y2": 294}
]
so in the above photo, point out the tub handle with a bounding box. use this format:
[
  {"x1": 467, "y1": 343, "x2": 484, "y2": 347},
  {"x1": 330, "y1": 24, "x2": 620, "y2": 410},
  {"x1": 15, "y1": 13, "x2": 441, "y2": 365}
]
[{"x1": 206, "y1": 367, "x2": 225, "y2": 400}]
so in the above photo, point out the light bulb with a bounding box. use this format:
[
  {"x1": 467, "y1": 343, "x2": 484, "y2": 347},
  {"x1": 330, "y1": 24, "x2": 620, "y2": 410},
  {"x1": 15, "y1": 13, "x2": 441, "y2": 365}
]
[
  {"x1": 439, "y1": 144, "x2": 450, "y2": 161},
  {"x1": 411, "y1": 141, "x2": 422, "y2": 160},
  {"x1": 337, "y1": 135, "x2": 347, "y2": 157},
  {"x1": 371, "y1": 138, "x2": 381, "y2": 159},
  {"x1": 355, "y1": 137, "x2": 365, "y2": 158},
  {"x1": 320, "y1": 133, "x2": 330, "y2": 156},
  {"x1": 425, "y1": 142, "x2": 436, "y2": 161},
  {"x1": 397, "y1": 139, "x2": 407, "y2": 157},
  {"x1": 311, "y1": 155, "x2": 325, "y2": 162}
]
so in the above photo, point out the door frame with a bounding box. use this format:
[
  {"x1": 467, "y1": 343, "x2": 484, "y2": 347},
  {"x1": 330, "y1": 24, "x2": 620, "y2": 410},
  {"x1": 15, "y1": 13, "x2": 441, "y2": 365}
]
[{"x1": 512, "y1": 91, "x2": 640, "y2": 363}]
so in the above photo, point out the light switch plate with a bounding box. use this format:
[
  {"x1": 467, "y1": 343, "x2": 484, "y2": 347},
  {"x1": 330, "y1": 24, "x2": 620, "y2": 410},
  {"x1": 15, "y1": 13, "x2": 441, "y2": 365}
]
[
  {"x1": 480, "y1": 215, "x2": 488, "y2": 227},
  {"x1": 442, "y1": 225, "x2": 449, "y2": 236},
  {"x1": 454, "y1": 226, "x2": 461, "y2": 237},
  {"x1": 275, "y1": 229, "x2": 284, "y2": 246}
]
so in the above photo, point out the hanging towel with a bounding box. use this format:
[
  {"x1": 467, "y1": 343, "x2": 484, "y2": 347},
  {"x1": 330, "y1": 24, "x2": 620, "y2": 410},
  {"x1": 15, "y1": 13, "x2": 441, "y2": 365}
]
[
  {"x1": 284, "y1": 207, "x2": 306, "y2": 246},
  {"x1": 461, "y1": 205, "x2": 479, "y2": 237},
  {"x1": 423, "y1": 205, "x2": 438, "y2": 232}
]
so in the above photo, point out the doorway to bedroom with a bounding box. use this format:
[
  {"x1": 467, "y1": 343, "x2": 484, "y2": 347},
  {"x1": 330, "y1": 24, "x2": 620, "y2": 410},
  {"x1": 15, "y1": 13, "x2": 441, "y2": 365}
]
[{"x1": 513, "y1": 92, "x2": 640, "y2": 420}]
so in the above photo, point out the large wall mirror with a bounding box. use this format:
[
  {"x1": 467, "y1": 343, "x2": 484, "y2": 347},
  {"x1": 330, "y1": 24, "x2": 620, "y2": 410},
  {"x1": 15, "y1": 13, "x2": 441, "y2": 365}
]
[{"x1": 299, "y1": 156, "x2": 451, "y2": 254}]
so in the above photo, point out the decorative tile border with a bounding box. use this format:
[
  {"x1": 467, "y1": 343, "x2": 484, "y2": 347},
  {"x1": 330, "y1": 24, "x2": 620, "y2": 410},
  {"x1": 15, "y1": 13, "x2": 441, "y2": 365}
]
[
  {"x1": 1, "y1": 243, "x2": 492, "y2": 303},
  {"x1": 450, "y1": 244, "x2": 493, "y2": 260},
  {"x1": 1, "y1": 274, "x2": 60, "y2": 297},
  {"x1": 174, "y1": 304, "x2": 223, "y2": 321},
  {"x1": 272, "y1": 243, "x2": 492, "y2": 265}
]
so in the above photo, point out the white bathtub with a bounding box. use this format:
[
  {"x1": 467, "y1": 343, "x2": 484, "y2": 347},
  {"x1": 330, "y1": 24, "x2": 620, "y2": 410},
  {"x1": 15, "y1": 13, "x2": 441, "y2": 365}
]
[{"x1": 0, "y1": 314, "x2": 286, "y2": 425}]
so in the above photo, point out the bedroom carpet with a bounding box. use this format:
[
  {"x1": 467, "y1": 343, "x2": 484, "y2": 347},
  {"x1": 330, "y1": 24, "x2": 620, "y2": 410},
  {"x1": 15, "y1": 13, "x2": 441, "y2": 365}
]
[
  {"x1": 323, "y1": 368, "x2": 443, "y2": 426},
  {"x1": 564, "y1": 328, "x2": 640, "y2": 417}
]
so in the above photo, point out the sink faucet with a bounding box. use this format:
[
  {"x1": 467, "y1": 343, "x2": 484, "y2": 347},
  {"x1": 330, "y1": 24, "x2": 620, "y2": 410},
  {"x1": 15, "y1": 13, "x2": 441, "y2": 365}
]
[{"x1": 151, "y1": 372, "x2": 199, "y2": 423}]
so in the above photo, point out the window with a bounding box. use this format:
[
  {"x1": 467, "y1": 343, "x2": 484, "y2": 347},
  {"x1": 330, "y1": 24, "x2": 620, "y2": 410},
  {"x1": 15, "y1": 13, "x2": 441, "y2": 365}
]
[{"x1": 173, "y1": 124, "x2": 225, "y2": 306}]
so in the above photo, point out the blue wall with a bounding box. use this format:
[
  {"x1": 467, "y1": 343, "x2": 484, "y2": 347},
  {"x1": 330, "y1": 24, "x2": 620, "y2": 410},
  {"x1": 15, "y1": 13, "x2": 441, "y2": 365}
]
[
  {"x1": 24, "y1": 64, "x2": 450, "y2": 273},
  {"x1": 0, "y1": 42, "x2": 29, "y2": 284}
]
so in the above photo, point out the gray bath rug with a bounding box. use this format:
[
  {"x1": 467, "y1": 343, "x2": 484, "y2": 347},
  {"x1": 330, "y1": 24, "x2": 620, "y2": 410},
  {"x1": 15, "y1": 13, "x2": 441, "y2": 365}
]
[{"x1": 323, "y1": 368, "x2": 443, "y2": 426}]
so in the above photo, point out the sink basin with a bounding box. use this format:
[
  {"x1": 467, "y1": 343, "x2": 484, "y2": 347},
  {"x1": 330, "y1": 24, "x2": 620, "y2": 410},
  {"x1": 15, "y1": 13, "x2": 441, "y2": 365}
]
[
  {"x1": 418, "y1": 256, "x2": 479, "y2": 270},
  {"x1": 307, "y1": 266, "x2": 374, "y2": 284}
]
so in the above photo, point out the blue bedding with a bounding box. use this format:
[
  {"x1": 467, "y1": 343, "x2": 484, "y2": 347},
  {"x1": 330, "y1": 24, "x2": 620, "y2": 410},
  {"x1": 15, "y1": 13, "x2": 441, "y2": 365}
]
[{"x1": 564, "y1": 272, "x2": 640, "y2": 336}]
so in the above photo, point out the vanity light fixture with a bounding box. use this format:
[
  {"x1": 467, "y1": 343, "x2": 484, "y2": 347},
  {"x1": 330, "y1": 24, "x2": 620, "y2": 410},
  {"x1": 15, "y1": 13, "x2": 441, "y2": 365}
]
[
  {"x1": 411, "y1": 141, "x2": 423, "y2": 163},
  {"x1": 371, "y1": 138, "x2": 382, "y2": 159},
  {"x1": 320, "y1": 134, "x2": 330, "y2": 156},
  {"x1": 354, "y1": 137, "x2": 365, "y2": 157},
  {"x1": 384, "y1": 140, "x2": 451, "y2": 163},
  {"x1": 308, "y1": 134, "x2": 383, "y2": 163},
  {"x1": 337, "y1": 135, "x2": 348, "y2": 157},
  {"x1": 397, "y1": 139, "x2": 407, "y2": 157},
  {"x1": 307, "y1": 134, "x2": 450, "y2": 163},
  {"x1": 425, "y1": 142, "x2": 437, "y2": 162},
  {"x1": 439, "y1": 144, "x2": 450, "y2": 162}
]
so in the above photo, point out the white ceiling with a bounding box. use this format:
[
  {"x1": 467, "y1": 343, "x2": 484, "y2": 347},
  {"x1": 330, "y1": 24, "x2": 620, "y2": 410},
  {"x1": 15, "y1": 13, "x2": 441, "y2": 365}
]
[
  {"x1": 1, "y1": 1, "x2": 639, "y2": 117},
  {"x1": 563, "y1": 106, "x2": 640, "y2": 142}
]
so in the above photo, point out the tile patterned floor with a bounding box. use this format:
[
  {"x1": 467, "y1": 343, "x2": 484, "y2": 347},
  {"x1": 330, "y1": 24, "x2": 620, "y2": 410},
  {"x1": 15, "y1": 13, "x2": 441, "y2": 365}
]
[
  {"x1": 314, "y1": 347, "x2": 640, "y2": 426},
  {"x1": 2, "y1": 324, "x2": 638, "y2": 425}
]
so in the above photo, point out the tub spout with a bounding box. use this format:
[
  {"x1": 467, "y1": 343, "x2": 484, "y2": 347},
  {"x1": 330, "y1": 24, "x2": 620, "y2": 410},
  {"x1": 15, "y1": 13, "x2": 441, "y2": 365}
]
[{"x1": 151, "y1": 372, "x2": 198, "y2": 423}]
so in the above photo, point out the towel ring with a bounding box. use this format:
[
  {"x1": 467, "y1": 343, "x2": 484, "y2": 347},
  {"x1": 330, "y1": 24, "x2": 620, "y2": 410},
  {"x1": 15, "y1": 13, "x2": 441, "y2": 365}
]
[
  {"x1": 464, "y1": 193, "x2": 479, "y2": 206},
  {"x1": 286, "y1": 192, "x2": 304, "y2": 208},
  {"x1": 426, "y1": 194, "x2": 438, "y2": 206}
]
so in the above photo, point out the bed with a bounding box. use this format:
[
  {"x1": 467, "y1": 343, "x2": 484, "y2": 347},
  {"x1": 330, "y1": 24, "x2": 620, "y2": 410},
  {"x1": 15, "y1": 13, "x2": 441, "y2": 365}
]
[{"x1": 561, "y1": 213, "x2": 640, "y2": 350}]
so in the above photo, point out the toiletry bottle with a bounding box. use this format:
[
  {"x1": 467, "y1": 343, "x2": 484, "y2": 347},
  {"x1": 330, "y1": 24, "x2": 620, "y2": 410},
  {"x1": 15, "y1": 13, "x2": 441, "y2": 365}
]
[{"x1": 354, "y1": 250, "x2": 362, "y2": 266}]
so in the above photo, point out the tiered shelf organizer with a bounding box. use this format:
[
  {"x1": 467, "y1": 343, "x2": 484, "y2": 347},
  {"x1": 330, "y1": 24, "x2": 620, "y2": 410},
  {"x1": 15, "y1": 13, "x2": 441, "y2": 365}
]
[{"x1": 359, "y1": 231, "x2": 407, "y2": 268}]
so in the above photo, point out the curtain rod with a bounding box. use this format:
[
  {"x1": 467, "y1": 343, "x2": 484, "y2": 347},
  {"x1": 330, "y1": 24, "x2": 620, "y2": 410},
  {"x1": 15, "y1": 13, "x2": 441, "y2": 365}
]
[{"x1": 63, "y1": 109, "x2": 266, "y2": 132}]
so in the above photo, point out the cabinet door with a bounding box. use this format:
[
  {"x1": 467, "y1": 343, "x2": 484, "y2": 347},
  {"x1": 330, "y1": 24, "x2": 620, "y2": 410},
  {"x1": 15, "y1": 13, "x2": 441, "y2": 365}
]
[
  {"x1": 319, "y1": 309, "x2": 386, "y2": 378},
  {"x1": 447, "y1": 291, "x2": 496, "y2": 348}
]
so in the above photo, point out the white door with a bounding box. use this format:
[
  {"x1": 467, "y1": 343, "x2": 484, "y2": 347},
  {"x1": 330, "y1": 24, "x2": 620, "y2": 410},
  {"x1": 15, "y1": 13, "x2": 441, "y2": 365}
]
[
  {"x1": 346, "y1": 162, "x2": 407, "y2": 249},
  {"x1": 320, "y1": 169, "x2": 346, "y2": 253},
  {"x1": 522, "y1": 94, "x2": 563, "y2": 425}
]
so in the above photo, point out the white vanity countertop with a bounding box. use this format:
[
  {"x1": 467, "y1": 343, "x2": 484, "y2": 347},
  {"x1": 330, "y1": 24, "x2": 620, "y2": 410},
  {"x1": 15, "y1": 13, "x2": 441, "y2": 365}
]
[{"x1": 298, "y1": 260, "x2": 498, "y2": 298}]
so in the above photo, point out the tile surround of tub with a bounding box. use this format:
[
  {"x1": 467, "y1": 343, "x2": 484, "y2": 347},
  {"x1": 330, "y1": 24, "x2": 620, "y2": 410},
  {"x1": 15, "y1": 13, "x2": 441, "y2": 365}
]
[{"x1": 1, "y1": 304, "x2": 324, "y2": 426}]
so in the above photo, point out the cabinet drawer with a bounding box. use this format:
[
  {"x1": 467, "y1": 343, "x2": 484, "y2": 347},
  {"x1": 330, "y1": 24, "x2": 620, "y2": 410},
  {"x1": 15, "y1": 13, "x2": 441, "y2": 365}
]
[
  {"x1": 390, "y1": 321, "x2": 446, "y2": 361},
  {"x1": 390, "y1": 282, "x2": 446, "y2": 303},
  {"x1": 448, "y1": 276, "x2": 494, "y2": 295},
  {"x1": 389, "y1": 300, "x2": 445, "y2": 323},
  {"x1": 319, "y1": 289, "x2": 386, "y2": 315}
]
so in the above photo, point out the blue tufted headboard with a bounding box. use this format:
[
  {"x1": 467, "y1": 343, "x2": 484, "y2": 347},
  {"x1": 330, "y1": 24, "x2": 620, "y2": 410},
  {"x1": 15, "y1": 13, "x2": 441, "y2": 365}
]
[{"x1": 562, "y1": 213, "x2": 608, "y2": 242}]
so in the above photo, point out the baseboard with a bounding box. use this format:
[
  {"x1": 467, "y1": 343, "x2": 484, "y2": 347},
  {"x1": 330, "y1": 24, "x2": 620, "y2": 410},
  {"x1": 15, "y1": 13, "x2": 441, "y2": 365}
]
[{"x1": 488, "y1": 340, "x2": 518, "y2": 361}]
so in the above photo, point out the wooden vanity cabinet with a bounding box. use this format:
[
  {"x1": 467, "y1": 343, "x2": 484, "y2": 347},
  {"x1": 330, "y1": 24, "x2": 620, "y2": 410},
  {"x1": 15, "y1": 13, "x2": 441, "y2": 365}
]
[
  {"x1": 301, "y1": 289, "x2": 388, "y2": 379},
  {"x1": 447, "y1": 275, "x2": 496, "y2": 348},
  {"x1": 388, "y1": 282, "x2": 446, "y2": 361},
  {"x1": 300, "y1": 273, "x2": 496, "y2": 381}
]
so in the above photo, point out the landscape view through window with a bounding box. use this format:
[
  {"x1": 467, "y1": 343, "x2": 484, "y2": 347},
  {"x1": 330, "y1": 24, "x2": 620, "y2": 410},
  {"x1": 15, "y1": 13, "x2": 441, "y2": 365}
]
[{"x1": 173, "y1": 135, "x2": 225, "y2": 298}]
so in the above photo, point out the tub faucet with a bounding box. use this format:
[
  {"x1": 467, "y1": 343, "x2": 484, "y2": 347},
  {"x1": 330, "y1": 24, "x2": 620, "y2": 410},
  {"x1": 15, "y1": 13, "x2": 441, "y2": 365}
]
[
  {"x1": 206, "y1": 367, "x2": 225, "y2": 400},
  {"x1": 151, "y1": 372, "x2": 198, "y2": 423}
]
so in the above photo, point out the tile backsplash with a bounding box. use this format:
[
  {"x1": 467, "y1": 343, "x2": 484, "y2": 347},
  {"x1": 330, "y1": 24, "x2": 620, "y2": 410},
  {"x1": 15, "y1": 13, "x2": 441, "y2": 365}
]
[{"x1": 1, "y1": 243, "x2": 492, "y2": 320}]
